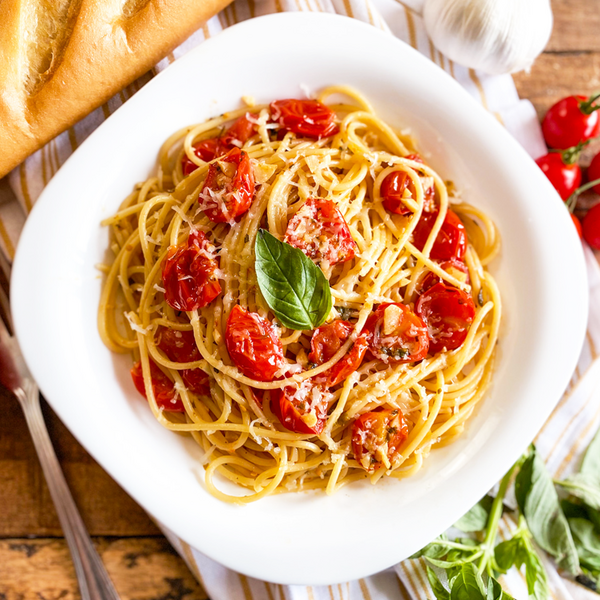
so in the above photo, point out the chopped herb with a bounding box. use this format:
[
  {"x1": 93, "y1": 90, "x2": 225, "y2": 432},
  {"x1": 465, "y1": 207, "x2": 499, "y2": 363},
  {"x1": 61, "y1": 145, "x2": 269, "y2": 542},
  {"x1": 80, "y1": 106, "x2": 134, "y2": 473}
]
[
  {"x1": 382, "y1": 346, "x2": 409, "y2": 359},
  {"x1": 244, "y1": 234, "x2": 250, "y2": 243},
  {"x1": 478, "y1": 289, "x2": 484, "y2": 306}
]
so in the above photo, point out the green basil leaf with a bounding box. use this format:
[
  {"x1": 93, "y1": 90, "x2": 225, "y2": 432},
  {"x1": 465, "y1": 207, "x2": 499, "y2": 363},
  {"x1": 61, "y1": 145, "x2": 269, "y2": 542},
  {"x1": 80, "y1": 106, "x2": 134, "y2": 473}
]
[
  {"x1": 449, "y1": 563, "x2": 486, "y2": 600},
  {"x1": 569, "y1": 518, "x2": 600, "y2": 571},
  {"x1": 411, "y1": 541, "x2": 451, "y2": 560},
  {"x1": 522, "y1": 545, "x2": 550, "y2": 600},
  {"x1": 454, "y1": 495, "x2": 494, "y2": 532},
  {"x1": 515, "y1": 446, "x2": 580, "y2": 575},
  {"x1": 581, "y1": 426, "x2": 600, "y2": 477},
  {"x1": 427, "y1": 566, "x2": 451, "y2": 600},
  {"x1": 486, "y1": 576, "x2": 514, "y2": 600},
  {"x1": 494, "y1": 539, "x2": 518, "y2": 573},
  {"x1": 255, "y1": 229, "x2": 332, "y2": 330},
  {"x1": 557, "y1": 474, "x2": 600, "y2": 511}
]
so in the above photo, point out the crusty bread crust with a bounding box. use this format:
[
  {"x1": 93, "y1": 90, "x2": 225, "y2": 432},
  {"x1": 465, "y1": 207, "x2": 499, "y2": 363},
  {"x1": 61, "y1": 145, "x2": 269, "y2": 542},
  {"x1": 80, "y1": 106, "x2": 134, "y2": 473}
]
[{"x1": 0, "y1": 0, "x2": 232, "y2": 178}]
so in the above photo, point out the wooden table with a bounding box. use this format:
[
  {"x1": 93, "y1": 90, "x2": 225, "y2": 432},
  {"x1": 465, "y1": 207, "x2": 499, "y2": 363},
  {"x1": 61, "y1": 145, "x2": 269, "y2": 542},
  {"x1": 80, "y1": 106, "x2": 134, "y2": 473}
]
[{"x1": 0, "y1": 2, "x2": 597, "y2": 597}]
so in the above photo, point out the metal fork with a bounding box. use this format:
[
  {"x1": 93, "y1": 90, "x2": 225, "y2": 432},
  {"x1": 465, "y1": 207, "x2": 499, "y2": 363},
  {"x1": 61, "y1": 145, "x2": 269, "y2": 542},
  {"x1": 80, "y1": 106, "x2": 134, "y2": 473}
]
[{"x1": 0, "y1": 253, "x2": 121, "y2": 600}]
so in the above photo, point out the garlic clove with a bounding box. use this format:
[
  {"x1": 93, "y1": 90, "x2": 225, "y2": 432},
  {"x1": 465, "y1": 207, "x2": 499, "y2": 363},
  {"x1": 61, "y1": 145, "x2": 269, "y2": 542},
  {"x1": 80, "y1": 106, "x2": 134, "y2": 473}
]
[{"x1": 423, "y1": 0, "x2": 553, "y2": 76}]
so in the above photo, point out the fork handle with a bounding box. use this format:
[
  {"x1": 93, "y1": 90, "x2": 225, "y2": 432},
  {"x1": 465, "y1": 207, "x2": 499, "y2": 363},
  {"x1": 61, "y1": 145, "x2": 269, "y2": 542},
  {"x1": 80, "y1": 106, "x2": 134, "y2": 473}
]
[{"x1": 17, "y1": 379, "x2": 120, "y2": 600}]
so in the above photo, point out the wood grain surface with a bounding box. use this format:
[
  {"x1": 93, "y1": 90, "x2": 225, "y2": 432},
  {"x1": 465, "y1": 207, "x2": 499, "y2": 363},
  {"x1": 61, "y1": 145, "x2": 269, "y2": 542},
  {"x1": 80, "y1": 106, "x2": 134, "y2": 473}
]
[{"x1": 0, "y1": 1, "x2": 595, "y2": 597}]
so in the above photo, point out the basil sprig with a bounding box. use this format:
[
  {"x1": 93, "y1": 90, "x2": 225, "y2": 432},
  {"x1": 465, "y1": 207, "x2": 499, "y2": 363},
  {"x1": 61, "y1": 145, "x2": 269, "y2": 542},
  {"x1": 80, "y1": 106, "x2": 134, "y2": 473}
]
[{"x1": 255, "y1": 229, "x2": 332, "y2": 330}]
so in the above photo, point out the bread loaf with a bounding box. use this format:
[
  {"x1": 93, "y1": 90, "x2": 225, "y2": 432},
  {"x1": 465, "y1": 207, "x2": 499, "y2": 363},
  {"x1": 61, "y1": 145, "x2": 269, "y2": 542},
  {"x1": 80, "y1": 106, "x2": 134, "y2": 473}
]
[{"x1": 0, "y1": 0, "x2": 232, "y2": 178}]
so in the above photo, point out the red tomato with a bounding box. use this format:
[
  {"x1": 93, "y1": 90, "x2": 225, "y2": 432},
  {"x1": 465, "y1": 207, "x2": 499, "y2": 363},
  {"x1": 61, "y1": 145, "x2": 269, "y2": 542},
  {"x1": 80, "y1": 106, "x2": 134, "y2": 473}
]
[
  {"x1": 225, "y1": 305, "x2": 284, "y2": 381},
  {"x1": 404, "y1": 153, "x2": 424, "y2": 163},
  {"x1": 381, "y1": 171, "x2": 412, "y2": 215},
  {"x1": 308, "y1": 320, "x2": 369, "y2": 387},
  {"x1": 571, "y1": 214, "x2": 583, "y2": 239},
  {"x1": 366, "y1": 303, "x2": 429, "y2": 363},
  {"x1": 412, "y1": 209, "x2": 467, "y2": 261},
  {"x1": 535, "y1": 153, "x2": 582, "y2": 201},
  {"x1": 131, "y1": 360, "x2": 185, "y2": 412},
  {"x1": 181, "y1": 114, "x2": 257, "y2": 176},
  {"x1": 199, "y1": 147, "x2": 256, "y2": 223},
  {"x1": 352, "y1": 409, "x2": 409, "y2": 472},
  {"x1": 416, "y1": 282, "x2": 476, "y2": 354},
  {"x1": 542, "y1": 95, "x2": 600, "y2": 150},
  {"x1": 284, "y1": 198, "x2": 356, "y2": 266},
  {"x1": 156, "y1": 327, "x2": 210, "y2": 396},
  {"x1": 162, "y1": 230, "x2": 221, "y2": 311},
  {"x1": 418, "y1": 258, "x2": 470, "y2": 294},
  {"x1": 270, "y1": 380, "x2": 330, "y2": 434},
  {"x1": 587, "y1": 152, "x2": 600, "y2": 195},
  {"x1": 583, "y1": 203, "x2": 600, "y2": 249},
  {"x1": 270, "y1": 99, "x2": 338, "y2": 139}
]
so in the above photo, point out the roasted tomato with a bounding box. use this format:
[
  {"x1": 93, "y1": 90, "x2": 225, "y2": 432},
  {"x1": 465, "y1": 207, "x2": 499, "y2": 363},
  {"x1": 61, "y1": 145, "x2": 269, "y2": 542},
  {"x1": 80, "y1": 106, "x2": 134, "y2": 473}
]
[
  {"x1": 284, "y1": 198, "x2": 356, "y2": 266},
  {"x1": 352, "y1": 408, "x2": 409, "y2": 472},
  {"x1": 270, "y1": 379, "x2": 330, "y2": 434},
  {"x1": 131, "y1": 360, "x2": 185, "y2": 412},
  {"x1": 225, "y1": 305, "x2": 284, "y2": 381},
  {"x1": 270, "y1": 99, "x2": 338, "y2": 139},
  {"x1": 162, "y1": 230, "x2": 221, "y2": 312},
  {"x1": 198, "y1": 147, "x2": 256, "y2": 223},
  {"x1": 412, "y1": 209, "x2": 467, "y2": 261},
  {"x1": 381, "y1": 171, "x2": 413, "y2": 216},
  {"x1": 418, "y1": 258, "x2": 470, "y2": 294},
  {"x1": 182, "y1": 114, "x2": 256, "y2": 175},
  {"x1": 366, "y1": 303, "x2": 429, "y2": 363},
  {"x1": 156, "y1": 327, "x2": 210, "y2": 396},
  {"x1": 309, "y1": 320, "x2": 369, "y2": 387},
  {"x1": 416, "y1": 282, "x2": 476, "y2": 354}
]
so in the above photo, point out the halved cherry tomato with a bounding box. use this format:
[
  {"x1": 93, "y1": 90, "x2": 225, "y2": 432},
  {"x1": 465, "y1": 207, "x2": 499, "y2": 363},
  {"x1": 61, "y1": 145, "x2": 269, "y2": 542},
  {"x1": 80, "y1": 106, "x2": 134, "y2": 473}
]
[
  {"x1": 284, "y1": 198, "x2": 356, "y2": 266},
  {"x1": 412, "y1": 209, "x2": 467, "y2": 261},
  {"x1": 270, "y1": 380, "x2": 330, "y2": 434},
  {"x1": 131, "y1": 360, "x2": 185, "y2": 412},
  {"x1": 162, "y1": 230, "x2": 221, "y2": 312},
  {"x1": 225, "y1": 305, "x2": 284, "y2": 381},
  {"x1": 270, "y1": 99, "x2": 338, "y2": 139},
  {"x1": 182, "y1": 114, "x2": 257, "y2": 176},
  {"x1": 418, "y1": 258, "x2": 470, "y2": 294},
  {"x1": 583, "y1": 203, "x2": 600, "y2": 249},
  {"x1": 352, "y1": 408, "x2": 408, "y2": 472},
  {"x1": 156, "y1": 327, "x2": 210, "y2": 396},
  {"x1": 198, "y1": 147, "x2": 256, "y2": 223},
  {"x1": 542, "y1": 95, "x2": 600, "y2": 150},
  {"x1": 366, "y1": 302, "x2": 429, "y2": 363},
  {"x1": 535, "y1": 152, "x2": 582, "y2": 201},
  {"x1": 308, "y1": 320, "x2": 369, "y2": 387},
  {"x1": 416, "y1": 282, "x2": 476, "y2": 354}
]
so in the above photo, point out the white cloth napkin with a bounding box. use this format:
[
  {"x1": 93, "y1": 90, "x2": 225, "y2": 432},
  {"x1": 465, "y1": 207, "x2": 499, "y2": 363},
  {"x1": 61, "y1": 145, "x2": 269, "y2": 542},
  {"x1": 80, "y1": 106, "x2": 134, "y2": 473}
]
[{"x1": 1, "y1": 0, "x2": 598, "y2": 598}]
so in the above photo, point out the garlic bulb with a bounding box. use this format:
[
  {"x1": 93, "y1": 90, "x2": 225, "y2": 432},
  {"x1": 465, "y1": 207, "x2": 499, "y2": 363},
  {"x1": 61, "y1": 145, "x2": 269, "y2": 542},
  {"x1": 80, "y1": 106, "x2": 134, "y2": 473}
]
[{"x1": 423, "y1": 0, "x2": 553, "y2": 75}]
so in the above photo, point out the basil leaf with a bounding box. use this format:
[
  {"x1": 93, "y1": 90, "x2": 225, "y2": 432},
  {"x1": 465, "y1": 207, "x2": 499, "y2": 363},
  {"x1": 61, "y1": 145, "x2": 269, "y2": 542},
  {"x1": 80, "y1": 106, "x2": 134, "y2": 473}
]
[
  {"x1": 522, "y1": 548, "x2": 550, "y2": 600},
  {"x1": 557, "y1": 475, "x2": 600, "y2": 510},
  {"x1": 454, "y1": 495, "x2": 494, "y2": 532},
  {"x1": 569, "y1": 518, "x2": 600, "y2": 571},
  {"x1": 494, "y1": 539, "x2": 518, "y2": 573},
  {"x1": 582, "y1": 426, "x2": 600, "y2": 477},
  {"x1": 427, "y1": 566, "x2": 451, "y2": 600},
  {"x1": 486, "y1": 576, "x2": 514, "y2": 600},
  {"x1": 449, "y1": 563, "x2": 486, "y2": 600},
  {"x1": 255, "y1": 229, "x2": 332, "y2": 330},
  {"x1": 515, "y1": 446, "x2": 580, "y2": 575}
]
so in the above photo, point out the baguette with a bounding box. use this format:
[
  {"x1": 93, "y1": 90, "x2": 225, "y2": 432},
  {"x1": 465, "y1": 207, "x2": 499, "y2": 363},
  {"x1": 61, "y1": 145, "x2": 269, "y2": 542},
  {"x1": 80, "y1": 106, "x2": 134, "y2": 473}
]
[{"x1": 0, "y1": 0, "x2": 232, "y2": 178}]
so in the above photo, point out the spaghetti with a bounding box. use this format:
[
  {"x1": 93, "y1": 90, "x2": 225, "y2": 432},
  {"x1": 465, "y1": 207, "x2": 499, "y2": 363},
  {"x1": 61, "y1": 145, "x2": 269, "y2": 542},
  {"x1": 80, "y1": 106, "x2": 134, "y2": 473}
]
[{"x1": 98, "y1": 86, "x2": 501, "y2": 503}]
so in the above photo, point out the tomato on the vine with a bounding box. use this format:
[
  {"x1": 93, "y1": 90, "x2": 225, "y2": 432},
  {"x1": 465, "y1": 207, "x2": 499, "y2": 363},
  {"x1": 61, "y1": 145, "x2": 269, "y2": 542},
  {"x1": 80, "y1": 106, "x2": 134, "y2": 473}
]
[
  {"x1": 535, "y1": 152, "x2": 582, "y2": 201},
  {"x1": 416, "y1": 282, "x2": 476, "y2": 354},
  {"x1": 270, "y1": 380, "x2": 330, "y2": 434},
  {"x1": 587, "y1": 152, "x2": 600, "y2": 195},
  {"x1": 583, "y1": 203, "x2": 600, "y2": 249},
  {"x1": 542, "y1": 95, "x2": 600, "y2": 150},
  {"x1": 130, "y1": 360, "x2": 185, "y2": 412},
  {"x1": 351, "y1": 408, "x2": 409, "y2": 472},
  {"x1": 225, "y1": 305, "x2": 284, "y2": 381},
  {"x1": 270, "y1": 99, "x2": 338, "y2": 139},
  {"x1": 412, "y1": 209, "x2": 467, "y2": 261},
  {"x1": 571, "y1": 214, "x2": 583, "y2": 239},
  {"x1": 162, "y1": 230, "x2": 221, "y2": 312}
]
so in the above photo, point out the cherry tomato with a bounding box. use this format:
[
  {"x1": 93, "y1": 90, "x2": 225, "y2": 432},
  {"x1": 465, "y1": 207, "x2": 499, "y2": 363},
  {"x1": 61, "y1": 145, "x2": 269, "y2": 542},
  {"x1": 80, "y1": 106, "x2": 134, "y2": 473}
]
[
  {"x1": 162, "y1": 230, "x2": 221, "y2": 312},
  {"x1": 412, "y1": 209, "x2": 468, "y2": 261},
  {"x1": 308, "y1": 320, "x2": 369, "y2": 387},
  {"x1": 418, "y1": 258, "x2": 470, "y2": 294},
  {"x1": 352, "y1": 409, "x2": 408, "y2": 472},
  {"x1": 284, "y1": 198, "x2": 356, "y2": 266},
  {"x1": 405, "y1": 153, "x2": 424, "y2": 163},
  {"x1": 587, "y1": 152, "x2": 600, "y2": 195},
  {"x1": 583, "y1": 203, "x2": 600, "y2": 249},
  {"x1": 131, "y1": 360, "x2": 185, "y2": 412},
  {"x1": 270, "y1": 99, "x2": 338, "y2": 139},
  {"x1": 416, "y1": 282, "x2": 476, "y2": 354},
  {"x1": 366, "y1": 303, "x2": 429, "y2": 363},
  {"x1": 181, "y1": 114, "x2": 257, "y2": 176},
  {"x1": 571, "y1": 214, "x2": 583, "y2": 239},
  {"x1": 156, "y1": 327, "x2": 210, "y2": 396},
  {"x1": 225, "y1": 305, "x2": 284, "y2": 381},
  {"x1": 270, "y1": 380, "x2": 330, "y2": 434},
  {"x1": 199, "y1": 147, "x2": 256, "y2": 223},
  {"x1": 381, "y1": 171, "x2": 412, "y2": 215},
  {"x1": 535, "y1": 153, "x2": 582, "y2": 201},
  {"x1": 542, "y1": 95, "x2": 600, "y2": 150}
]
